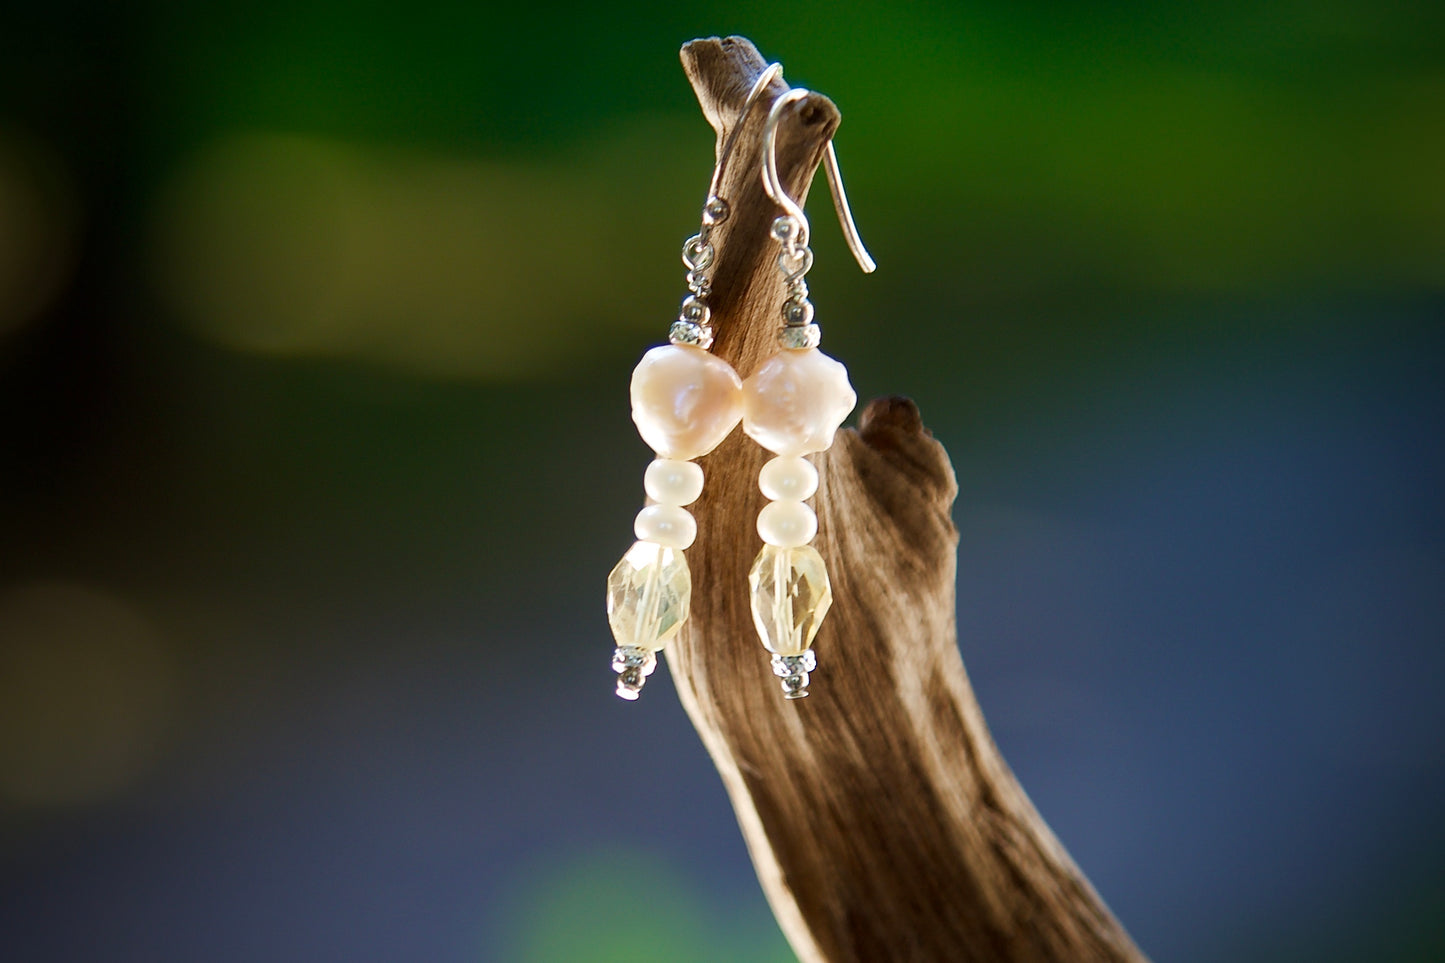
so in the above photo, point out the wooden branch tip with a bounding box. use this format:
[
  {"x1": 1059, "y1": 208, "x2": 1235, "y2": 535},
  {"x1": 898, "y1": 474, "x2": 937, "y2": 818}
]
[{"x1": 666, "y1": 36, "x2": 1147, "y2": 963}]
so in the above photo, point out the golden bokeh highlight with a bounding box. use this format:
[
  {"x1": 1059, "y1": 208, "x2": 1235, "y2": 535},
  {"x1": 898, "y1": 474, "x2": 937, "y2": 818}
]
[
  {"x1": 0, "y1": 582, "x2": 175, "y2": 807},
  {"x1": 150, "y1": 130, "x2": 685, "y2": 379}
]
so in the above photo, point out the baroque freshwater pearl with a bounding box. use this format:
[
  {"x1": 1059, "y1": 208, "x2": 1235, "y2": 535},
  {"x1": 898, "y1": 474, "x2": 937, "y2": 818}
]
[
  {"x1": 741, "y1": 348, "x2": 857, "y2": 456},
  {"x1": 631, "y1": 344, "x2": 743, "y2": 460}
]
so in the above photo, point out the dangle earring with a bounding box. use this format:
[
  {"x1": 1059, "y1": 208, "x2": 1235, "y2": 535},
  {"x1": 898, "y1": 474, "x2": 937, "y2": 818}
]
[
  {"x1": 741, "y1": 87, "x2": 876, "y2": 699},
  {"x1": 607, "y1": 64, "x2": 784, "y2": 700}
]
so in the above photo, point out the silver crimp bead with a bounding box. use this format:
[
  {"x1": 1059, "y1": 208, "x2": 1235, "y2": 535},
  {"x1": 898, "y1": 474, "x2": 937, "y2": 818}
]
[
  {"x1": 613, "y1": 645, "x2": 659, "y2": 701},
  {"x1": 770, "y1": 651, "x2": 817, "y2": 700},
  {"x1": 669, "y1": 320, "x2": 714, "y2": 349},
  {"x1": 778, "y1": 324, "x2": 821, "y2": 349}
]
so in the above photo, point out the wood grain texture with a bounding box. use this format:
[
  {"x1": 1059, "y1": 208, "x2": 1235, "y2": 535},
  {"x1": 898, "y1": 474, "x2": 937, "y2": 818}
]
[{"x1": 668, "y1": 37, "x2": 1148, "y2": 963}]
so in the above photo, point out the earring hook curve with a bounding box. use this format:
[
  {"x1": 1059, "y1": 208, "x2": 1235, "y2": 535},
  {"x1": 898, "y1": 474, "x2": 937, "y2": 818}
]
[
  {"x1": 762, "y1": 87, "x2": 877, "y2": 274},
  {"x1": 700, "y1": 62, "x2": 783, "y2": 232}
]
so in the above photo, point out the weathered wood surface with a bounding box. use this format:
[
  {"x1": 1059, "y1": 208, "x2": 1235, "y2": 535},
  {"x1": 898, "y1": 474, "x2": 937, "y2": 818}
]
[{"x1": 670, "y1": 36, "x2": 1147, "y2": 963}]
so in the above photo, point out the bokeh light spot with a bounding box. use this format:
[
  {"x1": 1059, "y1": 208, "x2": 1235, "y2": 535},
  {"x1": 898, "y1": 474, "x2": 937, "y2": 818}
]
[
  {"x1": 150, "y1": 130, "x2": 677, "y2": 380},
  {"x1": 495, "y1": 848, "x2": 793, "y2": 963},
  {"x1": 0, "y1": 128, "x2": 78, "y2": 340},
  {"x1": 0, "y1": 582, "x2": 175, "y2": 807}
]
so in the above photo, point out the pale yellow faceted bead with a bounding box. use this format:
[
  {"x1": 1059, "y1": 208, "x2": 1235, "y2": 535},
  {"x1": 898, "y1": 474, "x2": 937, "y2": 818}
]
[
  {"x1": 756, "y1": 500, "x2": 817, "y2": 547},
  {"x1": 630, "y1": 344, "x2": 743, "y2": 460},
  {"x1": 634, "y1": 504, "x2": 697, "y2": 549},
  {"x1": 741, "y1": 347, "x2": 857, "y2": 456},
  {"x1": 758, "y1": 455, "x2": 818, "y2": 501},
  {"x1": 607, "y1": 540, "x2": 691, "y2": 652},
  {"x1": 748, "y1": 543, "x2": 833, "y2": 656},
  {"x1": 644, "y1": 458, "x2": 705, "y2": 506}
]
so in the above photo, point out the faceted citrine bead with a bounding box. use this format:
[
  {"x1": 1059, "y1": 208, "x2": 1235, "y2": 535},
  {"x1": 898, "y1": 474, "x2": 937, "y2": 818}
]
[
  {"x1": 607, "y1": 540, "x2": 691, "y2": 651},
  {"x1": 748, "y1": 544, "x2": 833, "y2": 655}
]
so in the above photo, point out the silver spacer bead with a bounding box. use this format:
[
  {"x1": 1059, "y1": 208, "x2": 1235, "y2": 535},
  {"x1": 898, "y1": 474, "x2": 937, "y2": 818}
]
[
  {"x1": 703, "y1": 196, "x2": 730, "y2": 225},
  {"x1": 771, "y1": 215, "x2": 804, "y2": 245},
  {"x1": 613, "y1": 645, "x2": 659, "y2": 701},
  {"x1": 669, "y1": 320, "x2": 714, "y2": 349},
  {"x1": 770, "y1": 651, "x2": 817, "y2": 700},
  {"x1": 777, "y1": 324, "x2": 821, "y2": 349},
  {"x1": 781, "y1": 297, "x2": 815, "y2": 326},
  {"x1": 771, "y1": 651, "x2": 817, "y2": 675},
  {"x1": 684, "y1": 272, "x2": 713, "y2": 301},
  {"x1": 679, "y1": 294, "x2": 709, "y2": 323}
]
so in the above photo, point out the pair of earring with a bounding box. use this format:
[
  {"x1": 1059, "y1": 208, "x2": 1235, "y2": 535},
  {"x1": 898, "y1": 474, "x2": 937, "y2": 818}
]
[{"x1": 607, "y1": 65, "x2": 875, "y2": 701}]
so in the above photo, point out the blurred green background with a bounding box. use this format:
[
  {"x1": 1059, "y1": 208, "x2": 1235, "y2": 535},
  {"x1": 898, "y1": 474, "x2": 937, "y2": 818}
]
[{"x1": 1, "y1": 2, "x2": 1443, "y2": 961}]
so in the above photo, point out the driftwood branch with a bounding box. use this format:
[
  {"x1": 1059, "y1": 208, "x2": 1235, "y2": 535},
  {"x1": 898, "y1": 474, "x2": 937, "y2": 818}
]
[{"x1": 671, "y1": 37, "x2": 1147, "y2": 963}]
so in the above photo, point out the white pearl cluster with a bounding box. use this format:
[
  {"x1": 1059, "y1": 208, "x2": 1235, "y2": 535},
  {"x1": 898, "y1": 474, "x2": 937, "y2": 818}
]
[
  {"x1": 625, "y1": 342, "x2": 855, "y2": 552},
  {"x1": 627, "y1": 343, "x2": 744, "y2": 552},
  {"x1": 743, "y1": 347, "x2": 855, "y2": 550},
  {"x1": 756, "y1": 458, "x2": 818, "y2": 547},
  {"x1": 634, "y1": 460, "x2": 703, "y2": 549}
]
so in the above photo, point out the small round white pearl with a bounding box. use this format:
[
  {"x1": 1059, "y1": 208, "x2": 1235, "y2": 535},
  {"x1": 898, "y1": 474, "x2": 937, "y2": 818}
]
[
  {"x1": 644, "y1": 459, "x2": 705, "y2": 507},
  {"x1": 758, "y1": 456, "x2": 818, "y2": 501},
  {"x1": 634, "y1": 504, "x2": 697, "y2": 550},
  {"x1": 756, "y1": 500, "x2": 817, "y2": 548}
]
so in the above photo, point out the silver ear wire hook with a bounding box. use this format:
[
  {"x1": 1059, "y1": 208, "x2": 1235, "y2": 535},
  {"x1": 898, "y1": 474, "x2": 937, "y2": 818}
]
[
  {"x1": 762, "y1": 87, "x2": 877, "y2": 274},
  {"x1": 674, "y1": 62, "x2": 786, "y2": 349},
  {"x1": 699, "y1": 62, "x2": 784, "y2": 235}
]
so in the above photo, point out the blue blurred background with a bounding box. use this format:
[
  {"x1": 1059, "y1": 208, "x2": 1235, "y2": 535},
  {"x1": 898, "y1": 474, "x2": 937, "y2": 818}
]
[{"x1": 1, "y1": 2, "x2": 1442, "y2": 961}]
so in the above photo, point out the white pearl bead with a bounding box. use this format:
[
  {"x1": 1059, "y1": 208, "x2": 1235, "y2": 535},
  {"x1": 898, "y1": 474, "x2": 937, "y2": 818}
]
[
  {"x1": 631, "y1": 344, "x2": 743, "y2": 460},
  {"x1": 741, "y1": 348, "x2": 857, "y2": 456},
  {"x1": 758, "y1": 456, "x2": 818, "y2": 501},
  {"x1": 634, "y1": 504, "x2": 697, "y2": 550},
  {"x1": 756, "y1": 500, "x2": 817, "y2": 548},
  {"x1": 644, "y1": 459, "x2": 705, "y2": 507}
]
